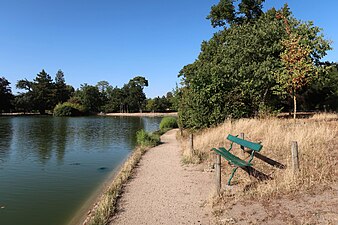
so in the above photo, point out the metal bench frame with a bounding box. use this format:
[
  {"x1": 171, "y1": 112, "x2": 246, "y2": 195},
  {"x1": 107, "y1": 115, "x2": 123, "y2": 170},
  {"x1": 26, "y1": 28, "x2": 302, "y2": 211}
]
[{"x1": 212, "y1": 134, "x2": 263, "y2": 185}]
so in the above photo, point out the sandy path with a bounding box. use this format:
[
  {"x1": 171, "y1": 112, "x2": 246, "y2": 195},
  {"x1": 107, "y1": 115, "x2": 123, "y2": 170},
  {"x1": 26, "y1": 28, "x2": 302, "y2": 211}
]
[{"x1": 110, "y1": 129, "x2": 213, "y2": 225}]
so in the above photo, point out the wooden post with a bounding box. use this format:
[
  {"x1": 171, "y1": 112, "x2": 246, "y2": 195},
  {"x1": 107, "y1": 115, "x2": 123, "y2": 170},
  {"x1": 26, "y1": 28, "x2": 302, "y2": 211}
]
[
  {"x1": 215, "y1": 153, "x2": 221, "y2": 195},
  {"x1": 291, "y1": 141, "x2": 299, "y2": 173},
  {"x1": 240, "y1": 132, "x2": 245, "y2": 158},
  {"x1": 189, "y1": 133, "x2": 194, "y2": 155}
]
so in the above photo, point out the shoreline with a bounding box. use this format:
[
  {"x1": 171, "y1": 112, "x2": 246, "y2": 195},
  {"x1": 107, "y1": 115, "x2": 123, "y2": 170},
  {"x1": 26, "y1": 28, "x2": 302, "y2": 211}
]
[
  {"x1": 103, "y1": 112, "x2": 178, "y2": 117},
  {"x1": 66, "y1": 159, "x2": 127, "y2": 225},
  {"x1": 78, "y1": 143, "x2": 154, "y2": 224}
]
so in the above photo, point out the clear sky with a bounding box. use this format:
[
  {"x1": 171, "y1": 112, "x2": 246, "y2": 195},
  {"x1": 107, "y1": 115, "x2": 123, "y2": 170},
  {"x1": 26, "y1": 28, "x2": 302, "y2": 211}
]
[{"x1": 1, "y1": 0, "x2": 337, "y2": 98}]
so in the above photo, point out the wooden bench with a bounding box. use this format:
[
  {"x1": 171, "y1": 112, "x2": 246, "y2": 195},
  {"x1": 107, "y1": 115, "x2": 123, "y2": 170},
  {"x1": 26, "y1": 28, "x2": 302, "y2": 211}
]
[{"x1": 212, "y1": 134, "x2": 263, "y2": 185}]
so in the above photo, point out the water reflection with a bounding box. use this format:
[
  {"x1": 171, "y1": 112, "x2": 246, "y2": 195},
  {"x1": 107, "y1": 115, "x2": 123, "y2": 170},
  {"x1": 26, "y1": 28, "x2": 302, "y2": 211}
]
[
  {"x1": 8, "y1": 116, "x2": 161, "y2": 165},
  {"x1": 0, "y1": 116, "x2": 162, "y2": 225},
  {"x1": 53, "y1": 118, "x2": 69, "y2": 162},
  {"x1": 0, "y1": 118, "x2": 13, "y2": 165}
]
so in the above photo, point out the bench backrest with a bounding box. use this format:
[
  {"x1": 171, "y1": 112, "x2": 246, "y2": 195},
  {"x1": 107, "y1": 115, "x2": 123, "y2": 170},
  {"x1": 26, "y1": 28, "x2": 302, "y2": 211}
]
[{"x1": 227, "y1": 134, "x2": 262, "y2": 152}]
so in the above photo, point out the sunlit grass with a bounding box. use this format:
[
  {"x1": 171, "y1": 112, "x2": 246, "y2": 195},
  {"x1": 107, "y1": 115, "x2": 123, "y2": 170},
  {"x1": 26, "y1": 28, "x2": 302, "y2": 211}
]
[{"x1": 179, "y1": 113, "x2": 337, "y2": 198}]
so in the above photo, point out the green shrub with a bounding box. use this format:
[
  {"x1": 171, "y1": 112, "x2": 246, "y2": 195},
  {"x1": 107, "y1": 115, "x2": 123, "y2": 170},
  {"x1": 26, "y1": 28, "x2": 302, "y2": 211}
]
[
  {"x1": 136, "y1": 129, "x2": 160, "y2": 147},
  {"x1": 159, "y1": 117, "x2": 178, "y2": 132},
  {"x1": 53, "y1": 102, "x2": 86, "y2": 117}
]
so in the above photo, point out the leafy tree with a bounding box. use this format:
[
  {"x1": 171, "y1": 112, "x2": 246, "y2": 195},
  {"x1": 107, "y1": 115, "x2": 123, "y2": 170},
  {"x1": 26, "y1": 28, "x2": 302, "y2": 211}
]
[
  {"x1": 276, "y1": 12, "x2": 323, "y2": 119},
  {"x1": 16, "y1": 69, "x2": 74, "y2": 114},
  {"x1": 0, "y1": 77, "x2": 13, "y2": 112},
  {"x1": 32, "y1": 70, "x2": 55, "y2": 114},
  {"x1": 122, "y1": 76, "x2": 148, "y2": 112},
  {"x1": 178, "y1": 4, "x2": 331, "y2": 128},
  {"x1": 96, "y1": 80, "x2": 111, "y2": 109},
  {"x1": 14, "y1": 93, "x2": 33, "y2": 113},
  {"x1": 75, "y1": 84, "x2": 103, "y2": 112},
  {"x1": 207, "y1": 0, "x2": 265, "y2": 27},
  {"x1": 105, "y1": 86, "x2": 124, "y2": 112},
  {"x1": 54, "y1": 70, "x2": 74, "y2": 104},
  {"x1": 301, "y1": 62, "x2": 338, "y2": 111}
]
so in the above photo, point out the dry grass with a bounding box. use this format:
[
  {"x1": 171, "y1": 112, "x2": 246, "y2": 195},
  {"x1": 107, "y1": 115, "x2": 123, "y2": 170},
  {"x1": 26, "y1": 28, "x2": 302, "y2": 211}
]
[
  {"x1": 83, "y1": 146, "x2": 148, "y2": 225},
  {"x1": 179, "y1": 113, "x2": 338, "y2": 198}
]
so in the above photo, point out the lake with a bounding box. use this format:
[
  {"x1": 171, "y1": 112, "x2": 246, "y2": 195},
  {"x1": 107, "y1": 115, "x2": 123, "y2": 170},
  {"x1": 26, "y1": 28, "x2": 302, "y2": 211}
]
[{"x1": 0, "y1": 116, "x2": 162, "y2": 225}]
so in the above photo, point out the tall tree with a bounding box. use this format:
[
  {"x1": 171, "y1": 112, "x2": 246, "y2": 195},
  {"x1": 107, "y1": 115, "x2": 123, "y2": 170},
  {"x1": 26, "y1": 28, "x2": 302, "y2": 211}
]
[
  {"x1": 54, "y1": 70, "x2": 73, "y2": 104},
  {"x1": 123, "y1": 76, "x2": 148, "y2": 112},
  {"x1": 276, "y1": 12, "x2": 318, "y2": 119},
  {"x1": 33, "y1": 70, "x2": 54, "y2": 114},
  {"x1": 207, "y1": 0, "x2": 265, "y2": 27},
  {"x1": 178, "y1": 4, "x2": 331, "y2": 128},
  {"x1": 0, "y1": 77, "x2": 13, "y2": 112},
  {"x1": 75, "y1": 84, "x2": 103, "y2": 112}
]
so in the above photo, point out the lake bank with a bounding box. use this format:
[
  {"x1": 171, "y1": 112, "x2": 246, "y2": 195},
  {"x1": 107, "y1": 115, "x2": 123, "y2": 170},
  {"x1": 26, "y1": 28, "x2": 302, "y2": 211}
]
[
  {"x1": 0, "y1": 116, "x2": 162, "y2": 225},
  {"x1": 104, "y1": 112, "x2": 178, "y2": 117}
]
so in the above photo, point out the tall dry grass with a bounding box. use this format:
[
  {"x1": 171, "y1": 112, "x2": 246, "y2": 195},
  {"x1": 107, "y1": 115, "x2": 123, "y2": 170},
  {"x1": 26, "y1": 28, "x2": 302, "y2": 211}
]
[{"x1": 180, "y1": 113, "x2": 338, "y2": 198}]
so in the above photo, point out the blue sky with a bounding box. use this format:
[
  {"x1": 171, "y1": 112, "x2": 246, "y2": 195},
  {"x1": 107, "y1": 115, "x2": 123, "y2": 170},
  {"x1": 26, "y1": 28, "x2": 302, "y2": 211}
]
[{"x1": 1, "y1": 0, "x2": 337, "y2": 98}]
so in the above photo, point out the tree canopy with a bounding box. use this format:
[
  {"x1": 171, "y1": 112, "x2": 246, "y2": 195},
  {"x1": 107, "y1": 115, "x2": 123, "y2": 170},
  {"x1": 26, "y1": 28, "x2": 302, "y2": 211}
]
[
  {"x1": 178, "y1": 3, "x2": 332, "y2": 128},
  {"x1": 0, "y1": 77, "x2": 13, "y2": 112}
]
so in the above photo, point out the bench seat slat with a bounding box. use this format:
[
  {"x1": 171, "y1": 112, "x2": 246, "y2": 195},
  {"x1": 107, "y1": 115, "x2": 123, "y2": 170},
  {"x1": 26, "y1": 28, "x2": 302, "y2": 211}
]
[
  {"x1": 227, "y1": 134, "x2": 262, "y2": 152},
  {"x1": 212, "y1": 147, "x2": 252, "y2": 167}
]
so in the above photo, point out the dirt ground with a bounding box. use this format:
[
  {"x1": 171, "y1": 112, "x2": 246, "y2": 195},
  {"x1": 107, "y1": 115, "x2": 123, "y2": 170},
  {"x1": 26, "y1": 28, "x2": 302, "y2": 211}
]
[
  {"x1": 213, "y1": 183, "x2": 338, "y2": 225},
  {"x1": 109, "y1": 129, "x2": 338, "y2": 225},
  {"x1": 110, "y1": 129, "x2": 214, "y2": 225}
]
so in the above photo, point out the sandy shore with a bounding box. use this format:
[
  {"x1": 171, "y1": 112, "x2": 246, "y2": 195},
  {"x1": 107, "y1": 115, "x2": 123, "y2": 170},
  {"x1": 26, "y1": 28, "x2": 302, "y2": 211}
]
[
  {"x1": 110, "y1": 129, "x2": 213, "y2": 225},
  {"x1": 104, "y1": 112, "x2": 178, "y2": 117}
]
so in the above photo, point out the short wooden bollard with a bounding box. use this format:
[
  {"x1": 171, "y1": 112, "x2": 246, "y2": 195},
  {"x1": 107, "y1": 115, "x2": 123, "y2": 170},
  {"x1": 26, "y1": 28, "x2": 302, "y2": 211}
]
[
  {"x1": 189, "y1": 133, "x2": 194, "y2": 155},
  {"x1": 215, "y1": 153, "x2": 221, "y2": 195},
  {"x1": 291, "y1": 141, "x2": 299, "y2": 173}
]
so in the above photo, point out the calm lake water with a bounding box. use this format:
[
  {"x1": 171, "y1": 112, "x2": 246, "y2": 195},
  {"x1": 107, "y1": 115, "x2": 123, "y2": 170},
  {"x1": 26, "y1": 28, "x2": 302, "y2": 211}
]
[{"x1": 0, "y1": 116, "x2": 162, "y2": 225}]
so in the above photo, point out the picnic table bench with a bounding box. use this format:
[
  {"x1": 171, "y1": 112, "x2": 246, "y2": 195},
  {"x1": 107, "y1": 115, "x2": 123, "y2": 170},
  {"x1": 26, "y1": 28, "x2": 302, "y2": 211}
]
[{"x1": 212, "y1": 134, "x2": 263, "y2": 185}]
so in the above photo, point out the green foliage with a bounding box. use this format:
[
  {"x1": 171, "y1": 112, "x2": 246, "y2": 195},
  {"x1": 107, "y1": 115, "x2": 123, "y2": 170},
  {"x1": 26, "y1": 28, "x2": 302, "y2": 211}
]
[
  {"x1": 0, "y1": 77, "x2": 13, "y2": 112},
  {"x1": 178, "y1": 3, "x2": 331, "y2": 128},
  {"x1": 103, "y1": 76, "x2": 149, "y2": 113},
  {"x1": 301, "y1": 62, "x2": 338, "y2": 111},
  {"x1": 136, "y1": 129, "x2": 160, "y2": 147},
  {"x1": 207, "y1": 0, "x2": 265, "y2": 27},
  {"x1": 54, "y1": 70, "x2": 74, "y2": 104},
  {"x1": 159, "y1": 117, "x2": 178, "y2": 131},
  {"x1": 74, "y1": 84, "x2": 104, "y2": 113},
  {"x1": 53, "y1": 102, "x2": 86, "y2": 117},
  {"x1": 16, "y1": 69, "x2": 74, "y2": 114},
  {"x1": 146, "y1": 92, "x2": 174, "y2": 112}
]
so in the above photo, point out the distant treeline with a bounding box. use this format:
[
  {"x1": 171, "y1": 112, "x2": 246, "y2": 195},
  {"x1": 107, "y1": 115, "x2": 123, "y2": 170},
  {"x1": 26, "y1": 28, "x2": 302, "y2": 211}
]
[
  {"x1": 0, "y1": 70, "x2": 175, "y2": 115},
  {"x1": 176, "y1": 0, "x2": 338, "y2": 128}
]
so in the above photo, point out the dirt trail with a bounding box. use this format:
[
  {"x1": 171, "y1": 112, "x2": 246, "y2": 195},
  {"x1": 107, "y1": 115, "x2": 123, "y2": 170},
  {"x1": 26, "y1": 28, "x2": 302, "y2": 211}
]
[{"x1": 110, "y1": 129, "x2": 213, "y2": 225}]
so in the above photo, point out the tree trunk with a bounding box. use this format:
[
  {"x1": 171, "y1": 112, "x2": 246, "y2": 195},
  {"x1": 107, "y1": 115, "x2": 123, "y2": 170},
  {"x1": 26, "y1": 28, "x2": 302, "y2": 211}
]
[{"x1": 293, "y1": 94, "x2": 297, "y2": 121}]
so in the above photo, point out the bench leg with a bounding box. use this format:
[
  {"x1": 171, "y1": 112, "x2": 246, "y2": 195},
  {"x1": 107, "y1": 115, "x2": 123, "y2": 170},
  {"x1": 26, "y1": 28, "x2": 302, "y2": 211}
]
[{"x1": 228, "y1": 167, "x2": 238, "y2": 186}]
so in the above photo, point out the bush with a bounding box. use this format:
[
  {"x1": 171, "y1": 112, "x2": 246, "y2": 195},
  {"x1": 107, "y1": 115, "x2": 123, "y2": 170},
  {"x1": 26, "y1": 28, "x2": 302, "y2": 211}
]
[
  {"x1": 53, "y1": 102, "x2": 86, "y2": 117},
  {"x1": 159, "y1": 117, "x2": 178, "y2": 132},
  {"x1": 136, "y1": 129, "x2": 160, "y2": 147}
]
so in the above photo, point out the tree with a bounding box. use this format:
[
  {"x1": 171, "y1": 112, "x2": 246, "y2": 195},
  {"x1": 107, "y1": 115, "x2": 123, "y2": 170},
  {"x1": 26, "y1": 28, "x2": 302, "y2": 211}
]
[
  {"x1": 54, "y1": 70, "x2": 73, "y2": 104},
  {"x1": 178, "y1": 3, "x2": 331, "y2": 128},
  {"x1": 75, "y1": 84, "x2": 103, "y2": 112},
  {"x1": 276, "y1": 11, "x2": 331, "y2": 119},
  {"x1": 0, "y1": 77, "x2": 13, "y2": 112},
  {"x1": 207, "y1": 0, "x2": 265, "y2": 27},
  {"x1": 16, "y1": 69, "x2": 74, "y2": 114},
  {"x1": 33, "y1": 70, "x2": 55, "y2": 114},
  {"x1": 122, "y1": 76, "x2": 148, "y2": 113}
]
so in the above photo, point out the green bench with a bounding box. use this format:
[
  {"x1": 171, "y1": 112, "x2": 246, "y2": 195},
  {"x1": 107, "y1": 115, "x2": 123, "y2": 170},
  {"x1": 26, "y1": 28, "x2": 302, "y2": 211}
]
[{"x1": 212, "y1": 134, "x2": 263, "y2": 185}]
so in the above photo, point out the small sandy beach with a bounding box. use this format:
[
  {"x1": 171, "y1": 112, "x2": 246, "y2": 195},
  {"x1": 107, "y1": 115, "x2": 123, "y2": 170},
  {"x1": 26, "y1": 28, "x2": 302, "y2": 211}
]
[{"x1": 109, "y1": 129, "x2": 213, "y2": 225}]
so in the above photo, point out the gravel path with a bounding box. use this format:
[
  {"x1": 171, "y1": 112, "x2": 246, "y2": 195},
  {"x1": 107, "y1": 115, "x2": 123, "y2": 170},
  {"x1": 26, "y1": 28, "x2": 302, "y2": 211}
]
[{"x1": 110, "y1": 129, "x2": 213, "y2": 225}]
